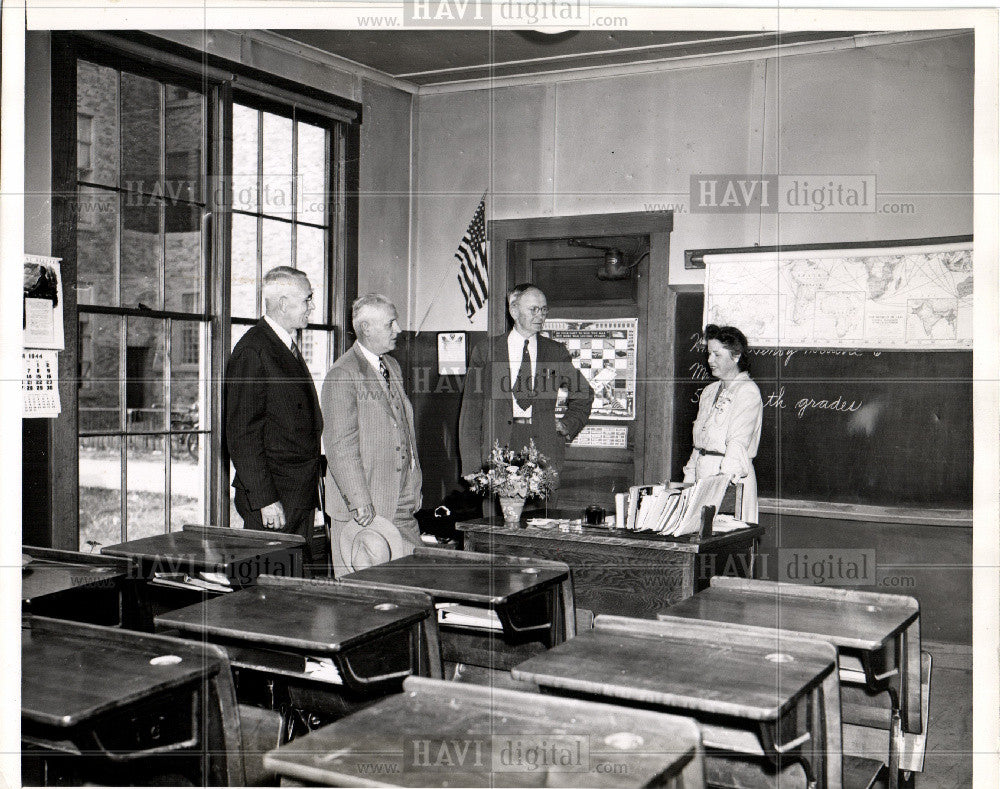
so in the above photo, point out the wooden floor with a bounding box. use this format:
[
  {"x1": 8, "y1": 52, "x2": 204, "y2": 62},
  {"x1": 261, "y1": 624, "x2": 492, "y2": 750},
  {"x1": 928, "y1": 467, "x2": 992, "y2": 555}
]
[{"x1": 916, "y1": 648, "x2": 973, "y2": 788}]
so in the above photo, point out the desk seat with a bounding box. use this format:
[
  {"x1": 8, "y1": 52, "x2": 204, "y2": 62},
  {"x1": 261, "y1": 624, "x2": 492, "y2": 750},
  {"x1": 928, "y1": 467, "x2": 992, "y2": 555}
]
[
  {"x1": 263, "y1": 675, "x2": 706, "y2": 787},
  {"x1": 340, "y1": 546, "x2": 574, "y2": 671},
  {"x1": 22, "y1": 545, "x2": 150, "y2": 630},
  {"x1": 513, "y1": 614, "x2": 841, "y2": 789},
  {"x1": 22, "y1": 615, "x2": 244, "y2": 786},
  {"x1": 660, "y1": 576, "x2": 927, "y2": 784}
]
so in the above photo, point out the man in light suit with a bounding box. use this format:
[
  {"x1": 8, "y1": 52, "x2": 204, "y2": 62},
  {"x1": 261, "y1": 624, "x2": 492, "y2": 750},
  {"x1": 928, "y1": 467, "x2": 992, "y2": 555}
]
[
  {"x1": 459, "y1": 283, "x2": 594, "y2": 505},
  {"x1": 225, "y1": 267, "x2": 323, "y2": 564},
  {"x1": 322, "y1": 294, "x2": 422, "y2": 578}
]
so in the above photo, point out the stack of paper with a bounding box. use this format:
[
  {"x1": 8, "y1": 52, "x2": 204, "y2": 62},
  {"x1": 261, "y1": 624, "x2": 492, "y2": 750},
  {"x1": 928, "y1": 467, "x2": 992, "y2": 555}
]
[
  {"x1": 304, "y1": 657, "x2": 344, "y2": 684},
  {"x1": 623, "y1": 475, "x2": 731, "y2": 536},
  {"x1": 436, "y1": 602, "x2": 502, "y2": 631}
]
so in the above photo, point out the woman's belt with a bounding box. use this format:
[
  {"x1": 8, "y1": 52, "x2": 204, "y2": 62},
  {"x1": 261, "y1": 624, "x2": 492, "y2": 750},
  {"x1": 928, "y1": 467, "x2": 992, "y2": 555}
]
[{"x1": 694, "y1": 447, "x2": 725, "y2": 457}]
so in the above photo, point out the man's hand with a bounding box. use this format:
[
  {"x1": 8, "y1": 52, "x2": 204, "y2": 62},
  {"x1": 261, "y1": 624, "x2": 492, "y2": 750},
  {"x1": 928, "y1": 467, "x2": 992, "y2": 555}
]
[
  {"x1": 261, "y1": 501, "x2": 286, "y2": 530},
  {"x1": 556, "y1": 419, "x2": 571, "y2": 440},
  {"x1": 350, "y1": 503, "x2": 375, "y2": 527}
]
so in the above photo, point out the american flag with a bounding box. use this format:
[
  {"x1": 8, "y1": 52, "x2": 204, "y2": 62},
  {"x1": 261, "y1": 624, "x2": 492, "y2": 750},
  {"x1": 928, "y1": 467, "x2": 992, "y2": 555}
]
[{"x1": 455, "y1": 198, "x2": 488, "y2": 321}]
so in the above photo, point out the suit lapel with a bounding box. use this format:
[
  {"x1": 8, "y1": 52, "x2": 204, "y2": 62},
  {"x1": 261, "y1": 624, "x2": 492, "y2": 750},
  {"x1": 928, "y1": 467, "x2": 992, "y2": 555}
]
[
  {"x1": 351, "y1": 344, "x2": 396, "y2": 421},
  {"x1": 259, "y1": 319, "x2": 321, "y2": 423}
]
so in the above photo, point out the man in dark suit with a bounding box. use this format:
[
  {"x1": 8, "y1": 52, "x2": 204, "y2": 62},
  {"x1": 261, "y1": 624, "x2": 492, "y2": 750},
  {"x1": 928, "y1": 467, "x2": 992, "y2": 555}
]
[
  {"x1": 322, "y1": 294, "x2": 422, "y2": 578},
  {"x1": 459, "y1": 283, "x2": 594, "y2": 505},
  {"x1": 225, "y1": 266, "x2": 323, "y2": 563}
]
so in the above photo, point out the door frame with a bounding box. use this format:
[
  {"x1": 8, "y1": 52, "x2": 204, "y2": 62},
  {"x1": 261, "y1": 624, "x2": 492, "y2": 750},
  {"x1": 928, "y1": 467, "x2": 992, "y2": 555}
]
[{"x1": 488, "y1": 211, "x2": 674, "y2": 485}]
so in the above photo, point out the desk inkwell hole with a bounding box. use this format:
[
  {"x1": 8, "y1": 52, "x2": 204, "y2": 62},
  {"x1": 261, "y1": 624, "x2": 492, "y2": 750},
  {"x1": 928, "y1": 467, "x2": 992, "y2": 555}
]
[
  {"x1": 520, "y1": 567, "x2": 539, "y2": 575},
  {"x1": 150, "y1": 654, "x2": 183, "y2": 666},
  {"x1": 374, "y1": 603, "x2": 398, "y2": 612},
  {"x1": 604, "y1": 732, "x2": 644, "y2": 750},
  {"x1": 765, "y1": 652, "x2": 794, "y2": 664}
]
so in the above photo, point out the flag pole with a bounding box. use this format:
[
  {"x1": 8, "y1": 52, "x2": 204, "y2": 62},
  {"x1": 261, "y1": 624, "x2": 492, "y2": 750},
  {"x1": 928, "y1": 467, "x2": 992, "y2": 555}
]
[{"x1": 414, "y1": 191, "x2": 488, "y2": 336}]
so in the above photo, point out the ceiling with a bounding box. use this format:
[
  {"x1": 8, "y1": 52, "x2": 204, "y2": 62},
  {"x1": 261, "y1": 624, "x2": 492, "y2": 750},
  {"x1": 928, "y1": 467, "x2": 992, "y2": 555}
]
[{"x1": 273, "y1": 30, "x2": 863, "y2": 86}]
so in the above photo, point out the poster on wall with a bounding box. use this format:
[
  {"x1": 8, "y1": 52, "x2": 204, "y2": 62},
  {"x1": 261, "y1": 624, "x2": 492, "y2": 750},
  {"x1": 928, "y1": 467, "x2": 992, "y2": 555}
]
[
  {"x1": 703, "y1": 241, "x2": 973, "y2": 349},
  {"x1": 543, "y1": 317, "x2": 638, "y2": 421},
  {"x1": 23, "y1": 350, "x2": 61, "y2": 418},
  {"x1": 437, "y1": 332, "x2": 467, "y2": 375},
  {"x1": 23, "y1": 254, "x2": 65, "y2": 350}
]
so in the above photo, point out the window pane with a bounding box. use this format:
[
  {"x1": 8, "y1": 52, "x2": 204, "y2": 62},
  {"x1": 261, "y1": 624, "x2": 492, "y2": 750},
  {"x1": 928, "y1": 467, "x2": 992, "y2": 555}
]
[
  {"x1": 301, "y1": 329, "x2": 332, "y2": 392},
  {"x1": 261, "y1": 217, "x2": 291, "y2": 269},
  {"x1": 127, "y1": 436, "x2": 166, "y2": 540},
  {"x1": 171, "y1": 436, "x2": 205, "y2": 532},
  {"x1": 231, "y1": 212, "x2": 259, "y2": 319},
  {"x1": 76, "y1": 61, "x2": 118, "y2": 187},
  {"x1": 122, "y1": 201, "x2": 162, "y2": 308},
  {"x1": 165, "y1": 85, "x2": 203, "y2": 203},
  {"x1": 164, "y1": 204, "x2": 203, "y2": 313},
  {"x1": 121, "y1": 72, "x2": 161, "y2": 195},
  {"x1": 232, "y1": 104, "x2": 259, "y2": 212},
  {"x1": 77, "y1": 187, "x2": 119, "y2": 306},
  {"x1": 296, "y1": 225, "x2": 326, "y2": 318},
  {"x1": 261, "y1": 111, "x2": 293, "y2": 218},
  {"x1": 79, "y1": 435, "x2": 123, "y2": 550},
  {"x1": 125, "y1": 316, "x2": 166, "y2": 432},
  {"x1": 297, "y1": 120, "x2": 326, "y2": 224},
  {"x1": 79, "y1": 313, "x2": 121, "y2": 433}
]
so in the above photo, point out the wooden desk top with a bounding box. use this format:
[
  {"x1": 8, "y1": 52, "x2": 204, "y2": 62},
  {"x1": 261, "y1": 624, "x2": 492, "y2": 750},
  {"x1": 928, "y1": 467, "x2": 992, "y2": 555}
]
[
  {"x1": 21, "y1": 551, "x2": 127, "y2": 603},
  {"x1": 263, "y1": 675, "x2": 702, "y2": 788},
  {"x1": 22, "y1": 616, "x2": 225, "y2": 728},
  {"x1": 341, "y1": 551, "x2": 568, "y2": 606},
  {"x1": 661, "y1": 584, "x2": 918, "y2": 652},
  {"x1": 512, "y1": 617, "x2": 835, "y2": 721},
  {"x1": 156, "y1": 582, "x2": 430, "y2": 653},
  {"x1": 457, "y1": 513, "x2": 764, "y2": 554},
  {"x1": 102, "y1": 526, "x2": 301, "y2": 568}
]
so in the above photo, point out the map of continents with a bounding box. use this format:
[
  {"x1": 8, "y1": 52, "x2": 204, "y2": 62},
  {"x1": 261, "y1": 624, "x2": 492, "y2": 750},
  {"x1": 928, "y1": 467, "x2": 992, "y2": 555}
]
[{"x1": 704, "y1": 245, "x2": 972, "y2": 348}]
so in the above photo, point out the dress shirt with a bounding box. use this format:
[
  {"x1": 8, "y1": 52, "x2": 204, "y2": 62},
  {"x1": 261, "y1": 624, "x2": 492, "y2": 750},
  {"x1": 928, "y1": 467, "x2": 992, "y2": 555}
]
[
  {"x1": 508, "y1": 330, "x2": 537, "y2": 418},
  {"x1": 264, "y1": 314, "x2": 295, "y2": 352},
  {"x1": 355, "y1": 341, "x2": 386, "y2": 380}
]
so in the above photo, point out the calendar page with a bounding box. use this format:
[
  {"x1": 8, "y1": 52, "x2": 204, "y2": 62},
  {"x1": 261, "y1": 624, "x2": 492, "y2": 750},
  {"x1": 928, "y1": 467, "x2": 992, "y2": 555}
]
[{"x1": 23, "y1": 350, "x2": 61, "y2": 418}]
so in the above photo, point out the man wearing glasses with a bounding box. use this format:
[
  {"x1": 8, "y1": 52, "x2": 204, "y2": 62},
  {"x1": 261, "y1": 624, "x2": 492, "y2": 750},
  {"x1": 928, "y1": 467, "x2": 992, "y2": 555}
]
[
  {"x1": 459, "y1": 283, "x2": 594, "y2": 506},
  {"x1": 225, "y1": 266, "x2": 323, "y2": 564}
]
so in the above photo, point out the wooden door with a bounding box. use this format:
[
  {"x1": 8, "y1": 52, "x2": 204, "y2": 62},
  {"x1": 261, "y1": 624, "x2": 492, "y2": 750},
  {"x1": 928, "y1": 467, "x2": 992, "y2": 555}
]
[{"x1": 489, "y1": 212, "x2": 673, "y2": 512}]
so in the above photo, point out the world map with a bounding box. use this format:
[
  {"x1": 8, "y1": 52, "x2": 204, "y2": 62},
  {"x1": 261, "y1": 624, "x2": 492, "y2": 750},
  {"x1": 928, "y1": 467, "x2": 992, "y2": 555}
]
[{"x1": 703, "y1": 244, "x2": 972, "y2": 348}]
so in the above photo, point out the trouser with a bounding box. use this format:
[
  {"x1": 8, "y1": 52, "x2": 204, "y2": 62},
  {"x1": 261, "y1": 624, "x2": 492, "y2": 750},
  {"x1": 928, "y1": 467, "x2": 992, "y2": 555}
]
[
  {"x1": 234, "y1": 487, "x2": 317, "y2": 566},
  {"x1": 330, "y1": 461, "x2": 422, "y2": 579}
]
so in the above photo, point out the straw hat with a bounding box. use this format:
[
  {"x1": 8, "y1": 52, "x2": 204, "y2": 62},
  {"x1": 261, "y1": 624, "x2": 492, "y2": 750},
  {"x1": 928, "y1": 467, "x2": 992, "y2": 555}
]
[{"x1": 339, "y1": 515, "x2": 407, "y2": 573}]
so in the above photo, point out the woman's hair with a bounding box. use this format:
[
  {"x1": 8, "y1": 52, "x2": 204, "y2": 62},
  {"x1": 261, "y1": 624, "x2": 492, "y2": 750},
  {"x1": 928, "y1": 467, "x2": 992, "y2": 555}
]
[{"x1": 704, "y1": 324, "x2": 751, "y2": 372}]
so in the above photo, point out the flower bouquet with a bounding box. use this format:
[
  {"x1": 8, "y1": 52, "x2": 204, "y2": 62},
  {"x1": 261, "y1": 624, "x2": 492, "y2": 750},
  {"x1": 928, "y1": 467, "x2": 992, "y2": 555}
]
[{"x1": 463, "y1": 440, "x2": 557, "y2": 526}]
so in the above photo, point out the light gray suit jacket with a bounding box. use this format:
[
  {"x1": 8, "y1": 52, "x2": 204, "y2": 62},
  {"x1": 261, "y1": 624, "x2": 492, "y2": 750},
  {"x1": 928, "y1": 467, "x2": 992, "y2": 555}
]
[{"x1": 322, "y1": 343, "x2": 422, "y2": 522}]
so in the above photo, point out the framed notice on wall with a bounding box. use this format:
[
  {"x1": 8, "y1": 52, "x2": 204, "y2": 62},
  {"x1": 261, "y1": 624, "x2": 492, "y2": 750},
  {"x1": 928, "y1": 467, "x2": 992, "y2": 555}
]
[
  {"x1": 543, "y1": 318, "x2": 638, "y2": 421},
  {"x1": 24, "y1": 254, "x2": 65, "y2": 350}
]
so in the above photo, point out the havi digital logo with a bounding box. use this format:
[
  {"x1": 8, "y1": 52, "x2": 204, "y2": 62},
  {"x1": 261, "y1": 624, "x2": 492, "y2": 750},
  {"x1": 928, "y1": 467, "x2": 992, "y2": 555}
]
[{"x1": 403, "y1": 0, "x2": 489, "y2": 26}]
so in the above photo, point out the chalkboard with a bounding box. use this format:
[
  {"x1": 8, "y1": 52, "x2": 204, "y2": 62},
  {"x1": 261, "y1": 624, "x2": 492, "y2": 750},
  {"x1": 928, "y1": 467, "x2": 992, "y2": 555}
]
[{"x1": 671, "y1": 291, "x2": 972, "y2": 508}]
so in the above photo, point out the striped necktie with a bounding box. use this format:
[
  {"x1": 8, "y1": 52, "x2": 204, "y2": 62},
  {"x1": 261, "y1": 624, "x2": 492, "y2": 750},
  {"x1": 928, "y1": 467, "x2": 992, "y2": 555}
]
[{"x1": 379, "y1": 358, "x2": 391, "y2": 387}]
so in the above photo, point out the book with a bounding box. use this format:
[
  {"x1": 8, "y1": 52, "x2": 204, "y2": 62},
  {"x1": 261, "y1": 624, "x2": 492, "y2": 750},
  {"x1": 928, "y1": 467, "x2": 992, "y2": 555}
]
[{"x1": 436, "y1": 602, "x2": 502, "y2": 631}]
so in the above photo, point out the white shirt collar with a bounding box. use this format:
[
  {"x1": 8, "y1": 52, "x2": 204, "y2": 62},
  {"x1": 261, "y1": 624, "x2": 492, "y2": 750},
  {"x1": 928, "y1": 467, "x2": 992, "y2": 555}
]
[
  {"x1": 264, "y1": 314, "x2": 294, "y2": 350},
  {"x1": 508, "y1": 329, "x2": 537, "y2": 354},
  {"x1": 355, "y1": 341, "x2": 383, "y2": 372}
]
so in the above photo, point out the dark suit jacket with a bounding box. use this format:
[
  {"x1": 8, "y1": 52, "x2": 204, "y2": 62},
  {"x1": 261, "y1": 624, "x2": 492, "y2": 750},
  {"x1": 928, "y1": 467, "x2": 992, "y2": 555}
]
[
  {"x1": 224, "y1": 319, "x2": 323, "y2": 511},
  {"x1": 458, "y1": 333, "x2": 594, "y2": 476}
]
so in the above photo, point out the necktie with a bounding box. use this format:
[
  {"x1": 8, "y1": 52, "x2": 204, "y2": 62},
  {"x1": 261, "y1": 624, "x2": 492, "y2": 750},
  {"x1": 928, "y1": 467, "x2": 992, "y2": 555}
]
[
  {"x1": 514, "y1": 339, "x2": 534, "y2": 410},
  {"x1": 379, "y1": 358, "x2": 391, "y2": 387},
  {"x1": 290, "y1": 340, "x2": 304, "y2": 364}
]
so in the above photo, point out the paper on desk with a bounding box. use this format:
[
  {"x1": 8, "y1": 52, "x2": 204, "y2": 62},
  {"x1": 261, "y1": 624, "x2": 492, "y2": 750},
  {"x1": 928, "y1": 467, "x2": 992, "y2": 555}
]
[
  {"x1": 304, "y1": 657, "x2": 343, "y2": 684},
  {"x1": 436, "y1": 602, "x2": 502, "y2": 631},
  {"x1": 709, "y1": 515, "x2": 750, "y2": 533}
]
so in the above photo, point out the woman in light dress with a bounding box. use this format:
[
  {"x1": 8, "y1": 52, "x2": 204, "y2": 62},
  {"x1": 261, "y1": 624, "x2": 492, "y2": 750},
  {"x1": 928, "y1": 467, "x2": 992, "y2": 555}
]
[{"x1": 681, "y1": 324, "x2": 763, "y2": 524}]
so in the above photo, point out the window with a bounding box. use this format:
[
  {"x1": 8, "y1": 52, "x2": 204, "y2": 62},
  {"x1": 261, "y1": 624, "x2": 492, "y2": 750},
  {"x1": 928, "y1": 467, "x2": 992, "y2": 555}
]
[
  {"x1": 77, "y1": 112, "x2": 93, "y2": 180},
  {"x1": 60, "y1": 37, "x2": 356, "y2": 549}
]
